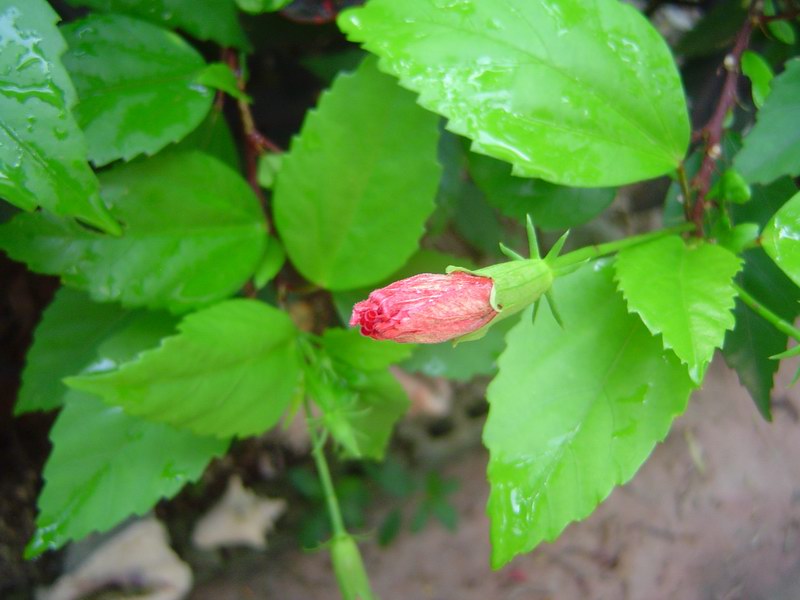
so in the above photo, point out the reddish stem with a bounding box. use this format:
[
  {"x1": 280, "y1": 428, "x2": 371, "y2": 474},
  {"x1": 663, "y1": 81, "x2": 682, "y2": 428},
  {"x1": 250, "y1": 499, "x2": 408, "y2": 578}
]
[{"x1": 689, "y1": 5, "x2": 756, "y2": 235}]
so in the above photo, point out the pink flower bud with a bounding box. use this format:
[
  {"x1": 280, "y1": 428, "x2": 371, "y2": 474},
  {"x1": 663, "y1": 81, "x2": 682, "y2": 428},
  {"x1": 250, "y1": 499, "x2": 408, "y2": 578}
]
[{"x1": 350, "y1": 272, "x2": 497, "y2": 344}]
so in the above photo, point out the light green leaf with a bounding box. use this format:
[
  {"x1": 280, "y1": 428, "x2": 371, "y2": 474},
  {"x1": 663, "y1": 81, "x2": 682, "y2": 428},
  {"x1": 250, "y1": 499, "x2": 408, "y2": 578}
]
[
  {"x1": 0, "y1": 0, "x2": 118, "y2": 234},
  {"x1": 65, "y1": 299, "x2": 300, "y2": 438},
  {"x1": 256, "y1": 153, "x2": 283, "y2": 189},
  {"x1": 236, "y1": 0, "x2": 292, "y2": 13},
  {"x1": 741, "y1": 50, "x2": 773, "y2": 109},
  {"x1": 66, "y1": 0, "x2": 248, "y2": 48},
  {"x1": 253, "y1": 237, "x2": 286, "y2": 289},
  {"x1": 339, "y1": 0, "x2": 690, "y2": 187},
  {"x1": 735, "y1": 59, "x2": 800, "y2": 184},
  {"x1": 26, "y1": 391, "x2": 228, "y2": 557},
  {"x1": 273, "y1": 57, "x2": 441, "y2": 290},
  {"x1": 16, "y1": 288, "x2": 177, "y2": 415},
  {"x1": 762, "y1": 190, "x2": 800, "y2": 288},
  {"x1": 707, "y1": 169, "x2": 751, "y2": 204},
  {"x1": 62, "y1": 14, "x2": 215, "y2": 166},
  {"x1": 0, "y1": 151, "x2": 266, "y2": 313},
  {"x1": 615, "y1": 236, "x2": 741, "y2": 382},
  {"x1": 467, "y1": 151, "x2": 616, "y2": 230},
  {"x1": 485, "y1": 261, "x2": 694, "y2": 567}
]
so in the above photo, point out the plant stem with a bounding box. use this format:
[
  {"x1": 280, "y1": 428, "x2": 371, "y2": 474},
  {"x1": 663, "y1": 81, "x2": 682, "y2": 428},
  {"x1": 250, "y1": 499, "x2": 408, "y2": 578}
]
[
  {"x1": 552, "y1": 222, "x2": 695, "y2": 270},
  {"x1": 733, "y1": 283, "x2": 800, "y2": 342},
  {"x1": 676, "y1": 162, "x2": 693, "y2": 222},
  {"x1": 304, "y1": 399, "x2": 346, "y2": 536}
]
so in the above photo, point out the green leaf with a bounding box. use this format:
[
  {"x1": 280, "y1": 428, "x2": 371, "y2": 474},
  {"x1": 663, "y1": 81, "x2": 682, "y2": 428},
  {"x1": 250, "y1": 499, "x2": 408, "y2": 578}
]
[
  {"x1": 0, "y1": 0, "x2": 118, "y2": 234},
  {"x1": 485, "y1": 261, "x2": 694, "y2": 567},
  {"x1": 0, "y1": 151, "x2": 266, "y2": 313},
  {"x1": 174, "y1": 110, "x2": 240, "y2": 171},
  {"x1": 735, "y1": 59, "x2": 800, "y2": 184},
  {"x1": 762, "y1": 190, "x2": 800, "y2": 288},
  {"x1": 741, "y1": 50, "x2": 774, "y2": 109},
  {"x1": 236, "y1": 0, "x2": 292, "y2": 13},
  {"x1": 65, "y1": 299, "x2": 300, "y2": 438},
  {"x1": 274, "y1": 57, "x2": 440, "y2": 290},
  {"x1": 707, "y1": 169, "x2": 751, "y2": 204},
  {"x1": 676, "y1": 0, "x2": 747, "y2": 58},
  {"x1": 614, "y1": 236, "x2": 742, "y2": 382},
  {"x1": 16, "y1": 288, "x2": 177, "y2": 415},
  {"x1": 256, "y1": 153, "x2": 283, "y2": 189},
  {"x1": 253, "y1": 237, "x2": 286, "y2": 289},
  {"x1": 196, "y1": 62, "x2": 250, "y2": 102},
  {"x1": 338, "y1": 0, "x2": 690, "y2": 187},
  {"x1": 66, "y1": 0, "x2": 248, "y2": 48},
  {"x1": 401, "y1": 314, "x2": 517, "y2": 381},
  {"x1": 27, "y1": 391, "x2": 228, "y2": 557},
  {"x1": 467, "y1": 151, "x2": 616, "y2": 230},
  {"x1": 322, "y1": 328, "x2": 414, "y2": 372},
  {"x1": 61, "y1": 14, "x2": 216, "y2": 166},
  {"x1": 723, "y1": 249, "x2": 800, "y2": 419}
]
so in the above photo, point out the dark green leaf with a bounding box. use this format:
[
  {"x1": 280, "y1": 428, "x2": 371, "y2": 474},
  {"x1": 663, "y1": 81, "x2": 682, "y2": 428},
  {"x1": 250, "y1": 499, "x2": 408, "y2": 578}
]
[
  {"x1": 16, "y1": 288, "x2": 176, "y2": 414},
  {"x1": 65, "y1": 299, "x2": 300, "y2": 438},
  {"x1": 26, "y1": 391, "x2": 228, "y2": 557},
  {"x1": 467, "y1": 151, "x2": 616, "y2": 230},
  {"x1": 676, "y1": 0, "x2": 747, "y2": 58},
  {"x1": 236, "y1": 0, "x2": 292, "y2": 13},
  {"x1": 62, "y1": 14, "x2": 215, "y2": 166},
  {"x1": 0, "y1": 151, "x2": 266, "y2": 313},
  {"x1": 735, "y1": 59, "x2": 800, "y2": 184},
  {"x1": 274, "y1": 57, "x2": 441, "y2": 290},
  {"x1": 762, "y1": 190, "x2": 800, "y2": 287},
  {"x1": 723, "y1": 249, "x2": 800, "y2": 419},
  {"x1": 485, "y1": 261, "x2": 694, "y2": 567},
  {"x1": 0, "y1": 0, "x2": 118, "y2": 233},
  {"x1": 174, "y1": 110, "x2": 240, "y2": 170},
  {"x1": 378, "y1": 508, "x2": 402, "y2": 546},
  {"x1": 615, "y1": 236, "x2": 742, "y2": 382},
  {"x1": 66, "y1": 0, "x2": 248, "y2": 48},
  {"x1": 339, "y1": 0, "x2": 690, "y2": 186}
]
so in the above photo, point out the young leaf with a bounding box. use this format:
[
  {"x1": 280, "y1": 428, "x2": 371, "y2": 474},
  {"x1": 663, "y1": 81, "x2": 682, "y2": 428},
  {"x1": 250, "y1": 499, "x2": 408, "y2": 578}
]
[
  {"x1": 467, "y1": 151, "x2": 616, "y2": 230},
  {"x1": 274, "y1": 57, "x2": 441, "y2": 290},
  {"x1": 485, "y1": 261, "x2": 694, "y2": 568},
  {"x1": 16, "y1": 288, "x2": 177, "y2": 415},
  {"x1": 65, "y1": 0, "x2": 248, "y2": 48},
  {"x1": 0, "y1": 151, "x2": 267, "y2": 313},
  {"x1": 61, "y1": 14, "x2": 215, "y2": 166},
  {"x1": 0, "y1": 0, "x2": 118, "y2": 234},
  {"x1": 65, "y1": 299, "x2": 300, "y2": 438},
  {"x1": 740, "y1": 50, "x2": 774, "y2": 109},
  {"x1": 735, "y1": 59, "x2": 800, "y2": 184},
  {"x1": 338, "y1": 0, "x2": 690, "y2": 187},
  {"x1": 723, "y1": 249, "x2": 800, "y2": 419},
  {"x1": 26, "y1": 391, "x2": 228, "y2": 557},
  {"x1": 762, "y1": 190, "x2": 800, "y2": 288},
  {"x1": 614, "y1": 236, "x2": 742, "y2": 382}
]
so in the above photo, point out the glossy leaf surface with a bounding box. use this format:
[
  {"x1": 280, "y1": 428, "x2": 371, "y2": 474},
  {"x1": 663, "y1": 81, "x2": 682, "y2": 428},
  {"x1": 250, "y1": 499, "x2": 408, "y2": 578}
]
[
  {"x1": 274, "y1": 57, "x2": 440, "y2": 290},
  {"x1": 0, "y1": 0, "x2": 117, "y2": 233},
  {"x1": 762, "y1": 190, "x2": 800, "y2": 288},
  {"x1": 66, "y1": 0, "x2": 248, "y2": 48},
  {"x1": 62, "y1": 14, "x2": 214, "y2": 166},
  {"x1": 0, "y1": 151, "x2": 266, "y2": 313},
  {"x1": 16, "y1": 288, "x2": 176, "y2": 414},
  {"x1": 27, "y1": 391, "x2": 227, "y2": 557},
  {"x1": 467, "y1": 151, "x2": 616, "y2": 230},
  {"x1": 339, "y1": 0, "x2": 690, "y2": 187},
  {"x1": 735, "y1": 59, "x2": 800, "y2": 184},
  {"x1": 66, "y1": 300, "x2": 300, "y2": 438},
  {"x1": 485, "y1": 261, "x2": 693, "y2": 567},
  {"x1": 615, "y1": 236, "x2": 742, "y2": 382}
]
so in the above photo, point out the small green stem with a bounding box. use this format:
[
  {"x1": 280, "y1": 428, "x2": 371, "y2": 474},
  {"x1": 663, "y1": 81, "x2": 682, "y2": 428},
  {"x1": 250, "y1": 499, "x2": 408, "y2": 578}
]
[
  {"x1": 304, "y1": 399, "x2": 346, "y2": 536},
  {"x1": 552, "y1": 222, "x2": 695, "y2": 270},
  {"x1": 733, "y1": 283, "x2": 800, "y2": 342}
]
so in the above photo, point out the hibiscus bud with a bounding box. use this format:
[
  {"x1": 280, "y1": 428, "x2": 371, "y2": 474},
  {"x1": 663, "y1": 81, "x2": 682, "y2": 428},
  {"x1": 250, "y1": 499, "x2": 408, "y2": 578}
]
[
  {"x1": 349, "y1": 259, "x2": 554, "y2": 344},
  {"x1": 350, "y1": 271, "x2": 496, "y2": 344}
]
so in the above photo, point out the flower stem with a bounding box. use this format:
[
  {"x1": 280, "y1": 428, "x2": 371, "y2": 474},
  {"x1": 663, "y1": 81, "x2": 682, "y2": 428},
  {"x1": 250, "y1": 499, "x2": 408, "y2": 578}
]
[
  {"x1": 552, "y1": 222, "x2": 695, "y2": 271},
  {"x1": 304, "y1": 399, "x2": 346, "y2": 536},
  {"x1": 733, "y1": 283, "x2": 800, "y2": 342}
]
